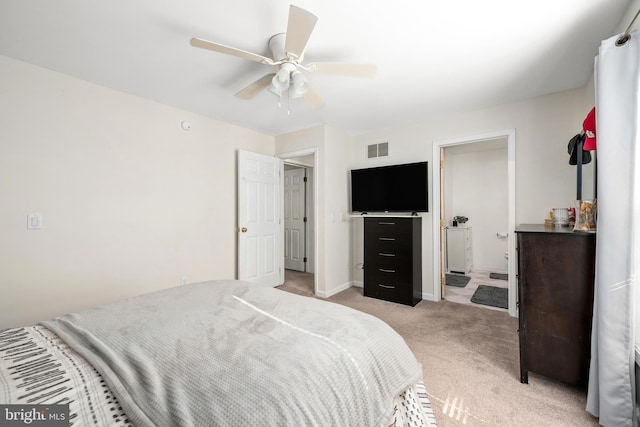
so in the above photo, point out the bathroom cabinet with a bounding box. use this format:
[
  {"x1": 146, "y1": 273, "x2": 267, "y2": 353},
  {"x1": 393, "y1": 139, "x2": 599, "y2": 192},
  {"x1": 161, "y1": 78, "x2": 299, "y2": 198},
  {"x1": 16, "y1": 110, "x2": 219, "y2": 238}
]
[
  {"x1": 515, "y1": 224, "x2": 596, "y2": 386},
  {"x1": 363, "y1": 217, "x2": 422, "y2": 306},
  {"x1": 446, "y1": 226, "x2": 473, "y2": 274}
]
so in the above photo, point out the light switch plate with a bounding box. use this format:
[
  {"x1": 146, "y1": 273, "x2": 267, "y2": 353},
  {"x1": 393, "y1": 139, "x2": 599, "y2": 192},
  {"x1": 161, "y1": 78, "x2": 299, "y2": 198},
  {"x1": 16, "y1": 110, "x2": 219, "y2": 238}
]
[{"x1": 27, "y1": 213, "x2": 42, "y2": 230}]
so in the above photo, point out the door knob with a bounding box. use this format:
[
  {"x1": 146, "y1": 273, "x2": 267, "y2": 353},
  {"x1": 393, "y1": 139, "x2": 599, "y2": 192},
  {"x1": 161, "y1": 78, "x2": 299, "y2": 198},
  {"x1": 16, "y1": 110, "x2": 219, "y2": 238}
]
[{"x1": 241, "y1": 227, "x2": 247, "y2": 233}]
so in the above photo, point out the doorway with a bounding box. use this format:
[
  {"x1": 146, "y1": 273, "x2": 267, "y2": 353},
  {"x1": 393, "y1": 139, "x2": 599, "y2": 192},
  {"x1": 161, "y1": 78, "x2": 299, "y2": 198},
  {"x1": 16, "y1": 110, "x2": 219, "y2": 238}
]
[
  {"x1": 432, "y1": 130, "x2": 517, "y2": 317},
  {"x1": 442, "y1": 138, "x2": 509, "y2": 312},
  {"x1": 278, "y1": 149, "x2": 317, "y2": 296},
  {"x1": 284, "y1": 164, "x2": 307, "y2": 272}
]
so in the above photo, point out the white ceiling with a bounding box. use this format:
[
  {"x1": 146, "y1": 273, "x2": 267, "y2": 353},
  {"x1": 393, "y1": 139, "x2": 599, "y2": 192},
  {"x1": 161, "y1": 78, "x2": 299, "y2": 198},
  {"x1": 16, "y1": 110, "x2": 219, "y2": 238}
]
[{"x1": 0, "y1": 0, "x2": 631, "y2": 136}]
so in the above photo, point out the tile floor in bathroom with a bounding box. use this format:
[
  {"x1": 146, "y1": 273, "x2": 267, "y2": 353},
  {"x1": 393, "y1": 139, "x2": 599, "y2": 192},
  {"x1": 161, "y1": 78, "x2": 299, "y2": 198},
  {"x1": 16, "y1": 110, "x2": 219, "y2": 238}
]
[{"x1": 444, "y1": 269, "x2": 509, "y2": 312}]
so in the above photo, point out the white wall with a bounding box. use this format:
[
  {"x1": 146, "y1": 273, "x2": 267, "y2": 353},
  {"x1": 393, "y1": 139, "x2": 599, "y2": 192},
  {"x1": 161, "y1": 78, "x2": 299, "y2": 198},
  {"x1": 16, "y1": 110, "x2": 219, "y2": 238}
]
[
  {"x1": 615, "y1": 0, "x2": 640, "y2": 34},
  {"x1": 351, "y1": 84, "x2": 595, "y2": 300},
  {"x1": 444, "y1": 139, "x2": 508, "y2": 272},
  {"x1": 0, "y1": 55, "x2": 274, "y2": 328},
  {"x1": 275, "y1": 124, "x2": 353, "y2": 297},
  {"x1": 323, "y1": 125, "x2": 353, "y2": 295}
]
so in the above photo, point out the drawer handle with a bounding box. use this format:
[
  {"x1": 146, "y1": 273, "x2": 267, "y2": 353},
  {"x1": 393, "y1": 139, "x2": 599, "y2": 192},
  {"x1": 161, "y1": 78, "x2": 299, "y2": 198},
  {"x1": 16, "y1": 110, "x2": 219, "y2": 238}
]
[
  {"x1": 378, "y1": 252, "x2": 396, "y2": 257},
  {"x1": 379, "y1": 237, "x2": 396, "y2": 241},
  {"x1": 378, "y1": 284, "x2": 396, "y2": 289},
  {"x1": 378, "y1": 221, "x2": 396, "y2": 225},
  {"x1": 379, "y1": 268, "x2": 396, "y2": 273}
]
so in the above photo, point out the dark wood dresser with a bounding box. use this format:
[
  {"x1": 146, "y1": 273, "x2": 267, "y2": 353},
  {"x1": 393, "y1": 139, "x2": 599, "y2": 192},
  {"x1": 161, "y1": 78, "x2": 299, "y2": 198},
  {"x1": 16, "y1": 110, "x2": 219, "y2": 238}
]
[
  {"x1": 364, "y1": 217, "x2": 422, "y2": 306},
  {"x1": 515, "y1": 224, "x2": 596, "y2": 385}
]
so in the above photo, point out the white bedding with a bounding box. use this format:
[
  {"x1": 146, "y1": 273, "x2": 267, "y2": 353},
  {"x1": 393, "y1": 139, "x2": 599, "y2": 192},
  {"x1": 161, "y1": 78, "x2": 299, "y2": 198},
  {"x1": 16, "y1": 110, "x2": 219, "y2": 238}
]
[{"x1": 1, "y1": 281, "x2": 438, "y2": 427}]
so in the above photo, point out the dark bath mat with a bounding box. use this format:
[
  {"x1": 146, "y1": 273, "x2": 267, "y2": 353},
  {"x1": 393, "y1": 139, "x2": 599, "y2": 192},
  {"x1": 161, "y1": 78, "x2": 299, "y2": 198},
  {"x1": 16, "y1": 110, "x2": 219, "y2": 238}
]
[
  {"x1": 471, "y1": 285, "x2": 508, "y2": 309},
  {"x1": 490, "y1": 272, "x2": 508, "y2": 281},
  {"x1": 446, "y1": 274, "x2": 471, "y2": 287}
]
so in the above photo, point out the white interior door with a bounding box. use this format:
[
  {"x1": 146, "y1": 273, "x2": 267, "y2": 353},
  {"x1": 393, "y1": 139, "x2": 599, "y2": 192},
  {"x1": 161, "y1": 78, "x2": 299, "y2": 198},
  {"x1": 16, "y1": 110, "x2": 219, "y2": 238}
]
[
  {"x1": 284, "y1": 167, "x2": 306, "y2": 271},
  {"x1": 237, "y1": 150, "x2": 283, "y2": 287}
]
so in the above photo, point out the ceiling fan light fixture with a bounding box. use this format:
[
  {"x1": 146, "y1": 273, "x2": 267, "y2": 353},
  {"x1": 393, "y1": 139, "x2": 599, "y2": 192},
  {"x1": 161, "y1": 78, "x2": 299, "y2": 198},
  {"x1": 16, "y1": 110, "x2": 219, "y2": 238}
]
[
  {"x1": 271, "y1": 68, "x2": 290, "y2": 91},
  {"x1": 289, "y1": 77, "x2": 307, "y2": 100},
  {"x1": 291, "y1": 70, "x2": 309, "y2": 95},
  {"x1": 268, "y1": 85, "x2": 282, "y2": 97}
]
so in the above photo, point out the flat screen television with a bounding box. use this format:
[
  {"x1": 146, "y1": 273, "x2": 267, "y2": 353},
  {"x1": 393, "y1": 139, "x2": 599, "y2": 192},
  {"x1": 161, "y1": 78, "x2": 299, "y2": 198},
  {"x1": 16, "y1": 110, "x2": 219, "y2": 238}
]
[{"x1": 350, "y1": 161, "x2": 428, "y2": 213}]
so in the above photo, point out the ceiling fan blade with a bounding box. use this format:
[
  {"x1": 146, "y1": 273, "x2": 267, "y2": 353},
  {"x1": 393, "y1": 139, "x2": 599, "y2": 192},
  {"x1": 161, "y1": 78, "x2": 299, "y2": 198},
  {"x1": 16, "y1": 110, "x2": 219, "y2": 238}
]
[
  {"x1": 303, "y1": 87, "x2": 324, "y2": 108},
  {"x1": 309, "y1": 62, "x2": 377, "y2": 78},
  {"x1": 235, "y1": 74, "x2": 275, "y2": 99},
  {"x1": 284, "y1": 5, "x2": 318, "y2": 59},
  {"x1": 190, "y1": 38, "x2": 274, "y2": 65}
]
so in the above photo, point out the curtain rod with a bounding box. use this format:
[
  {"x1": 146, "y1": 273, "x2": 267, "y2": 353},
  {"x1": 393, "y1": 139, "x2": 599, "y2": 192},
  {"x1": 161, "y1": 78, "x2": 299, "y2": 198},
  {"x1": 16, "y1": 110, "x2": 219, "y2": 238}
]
[{"x1": 617, "y1": 8, "x2": 640, "y2": 46}]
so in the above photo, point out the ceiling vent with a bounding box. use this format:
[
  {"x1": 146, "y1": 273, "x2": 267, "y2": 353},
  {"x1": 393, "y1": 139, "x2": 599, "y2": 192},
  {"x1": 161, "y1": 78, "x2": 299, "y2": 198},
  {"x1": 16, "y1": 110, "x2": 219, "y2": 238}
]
[{"x1": 367, "y1": 142, "x2": 389, "y2": 159}]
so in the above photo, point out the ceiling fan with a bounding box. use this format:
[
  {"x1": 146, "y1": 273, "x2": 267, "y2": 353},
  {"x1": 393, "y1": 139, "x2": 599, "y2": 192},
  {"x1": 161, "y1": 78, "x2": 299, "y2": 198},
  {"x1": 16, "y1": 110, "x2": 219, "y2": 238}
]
[{"x1": 190, "y1": 5, "x2": 377, "y2": 108}]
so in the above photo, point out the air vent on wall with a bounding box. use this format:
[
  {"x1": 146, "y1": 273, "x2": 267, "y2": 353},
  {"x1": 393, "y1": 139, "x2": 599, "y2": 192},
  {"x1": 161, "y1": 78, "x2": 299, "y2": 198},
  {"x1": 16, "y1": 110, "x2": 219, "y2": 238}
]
[{"x1": 367, "y1": 142, "x2": 389, "y2": 159}]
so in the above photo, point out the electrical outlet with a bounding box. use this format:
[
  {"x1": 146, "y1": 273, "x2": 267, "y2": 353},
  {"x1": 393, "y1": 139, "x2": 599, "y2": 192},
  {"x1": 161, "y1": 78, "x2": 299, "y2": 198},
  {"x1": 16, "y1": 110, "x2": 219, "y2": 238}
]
[{"x1": 181, "y1": 275, "x2": 188, "y2": 286}]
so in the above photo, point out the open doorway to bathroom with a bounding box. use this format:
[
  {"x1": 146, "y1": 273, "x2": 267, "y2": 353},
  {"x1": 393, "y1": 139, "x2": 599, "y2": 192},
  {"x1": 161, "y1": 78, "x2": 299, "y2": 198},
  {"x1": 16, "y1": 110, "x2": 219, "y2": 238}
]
[
  {"x1": 432, "y1": 130, "x2": 517, "y2": 317},
  {"x1": 443, "y1": 139, "x2": 509, "y2": 312}
]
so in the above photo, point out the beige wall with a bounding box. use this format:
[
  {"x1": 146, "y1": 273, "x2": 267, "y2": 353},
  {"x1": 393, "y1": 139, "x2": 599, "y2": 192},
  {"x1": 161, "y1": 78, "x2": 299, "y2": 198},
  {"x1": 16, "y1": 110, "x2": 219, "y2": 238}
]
[
  {"x1": 616, "y1": 0, "x2": 640, "y2": 34},
  {"x1": 0, "y1": 49, "x2": 601, "y2": 326},
  {"x1": 351, "y1": 84, "x2": 595, "y2": 299},
  {"x1": 0, "y1": 55, "x2": 274, "y2": 328},
  {"x1": 275, "y1": 124, "x2": 353, "y2": 297},
  {"x1": 323, "y1": 126, "x2": 353, "y2": 294}
]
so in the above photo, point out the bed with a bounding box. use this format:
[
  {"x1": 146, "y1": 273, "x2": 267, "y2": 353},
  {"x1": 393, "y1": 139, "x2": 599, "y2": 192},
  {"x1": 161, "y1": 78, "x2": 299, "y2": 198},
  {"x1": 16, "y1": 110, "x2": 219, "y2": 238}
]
[{"x1": 0, "y1": 280, "x2": 436, "y2": 426}]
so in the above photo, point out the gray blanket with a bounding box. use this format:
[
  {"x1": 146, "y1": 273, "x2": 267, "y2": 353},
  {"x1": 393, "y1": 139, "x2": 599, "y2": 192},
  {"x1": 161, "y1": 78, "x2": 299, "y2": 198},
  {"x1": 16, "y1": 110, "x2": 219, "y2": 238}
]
[{"x1": 42, "y1": 280, "x2": 422, "y2": 426}]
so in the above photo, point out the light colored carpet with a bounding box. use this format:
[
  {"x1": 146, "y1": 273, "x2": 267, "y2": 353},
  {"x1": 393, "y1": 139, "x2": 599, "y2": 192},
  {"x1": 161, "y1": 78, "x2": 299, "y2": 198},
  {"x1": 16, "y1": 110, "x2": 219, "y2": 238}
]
[{"x1": 278, "y1": 271, "x2": 599, "y2": 427}]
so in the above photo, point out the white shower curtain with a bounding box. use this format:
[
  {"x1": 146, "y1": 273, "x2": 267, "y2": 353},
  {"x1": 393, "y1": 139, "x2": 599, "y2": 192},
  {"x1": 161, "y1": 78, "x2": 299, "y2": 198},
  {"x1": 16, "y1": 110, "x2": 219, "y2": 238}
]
[{"x1": 586, "y1": 31, "x2": 640, "y2": 427}]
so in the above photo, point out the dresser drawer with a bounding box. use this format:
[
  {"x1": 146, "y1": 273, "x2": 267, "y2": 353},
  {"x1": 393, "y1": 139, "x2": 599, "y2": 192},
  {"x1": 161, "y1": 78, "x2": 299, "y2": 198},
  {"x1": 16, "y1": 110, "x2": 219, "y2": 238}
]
[
  {"x1": 364, "y1": 218, "x2": 415, "y2": 235},
  {"x1": 366, "y1": 269, "x2": 411, "y2": 287},
  {"x1": 364, "y1": 239, "x2": 413, "y2": 261},
  {"x1": 365, "y1": 255, "x2": 412, "y2": 273},
  {"x1": 363, "y1": 276, "x2": 412, "y2": 304}
]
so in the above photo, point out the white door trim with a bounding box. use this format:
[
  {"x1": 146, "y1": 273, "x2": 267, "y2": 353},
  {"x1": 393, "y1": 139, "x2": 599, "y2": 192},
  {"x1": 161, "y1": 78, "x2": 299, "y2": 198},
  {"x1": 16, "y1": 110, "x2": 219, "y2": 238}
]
[
  {"x1": 277, "y1": 148, "x2": 318, "y2": 296},
  {"x1": 432, "y1": 129, "x2": 517, "y2": 317}
]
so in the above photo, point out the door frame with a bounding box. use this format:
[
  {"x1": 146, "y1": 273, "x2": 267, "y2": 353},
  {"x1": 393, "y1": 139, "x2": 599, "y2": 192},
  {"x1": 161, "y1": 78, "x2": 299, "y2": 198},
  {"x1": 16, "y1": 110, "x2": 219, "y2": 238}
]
[
  {"x1": 432, "y1": 129, "x2": 517, "y2": 317},
  {"x1": 278, "y1": 148, "x2": 318, "y2": 296}
]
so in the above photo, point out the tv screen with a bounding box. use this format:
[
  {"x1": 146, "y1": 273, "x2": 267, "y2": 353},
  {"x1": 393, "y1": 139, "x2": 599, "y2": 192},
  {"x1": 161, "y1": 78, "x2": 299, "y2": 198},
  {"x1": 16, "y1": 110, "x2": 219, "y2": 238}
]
[{"x1": 350, "y1": 161, "x2": 428, "y2": 213}]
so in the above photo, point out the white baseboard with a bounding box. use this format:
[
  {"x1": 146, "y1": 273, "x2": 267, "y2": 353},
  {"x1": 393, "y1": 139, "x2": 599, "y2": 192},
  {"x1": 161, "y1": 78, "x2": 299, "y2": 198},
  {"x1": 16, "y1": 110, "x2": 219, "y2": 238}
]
[
  {"x1": 421, "y1": 292, "x2": 436, "y2": 301},
  {"x1": 316, "y1": 281, "x2": 355, "y2": 298}
]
